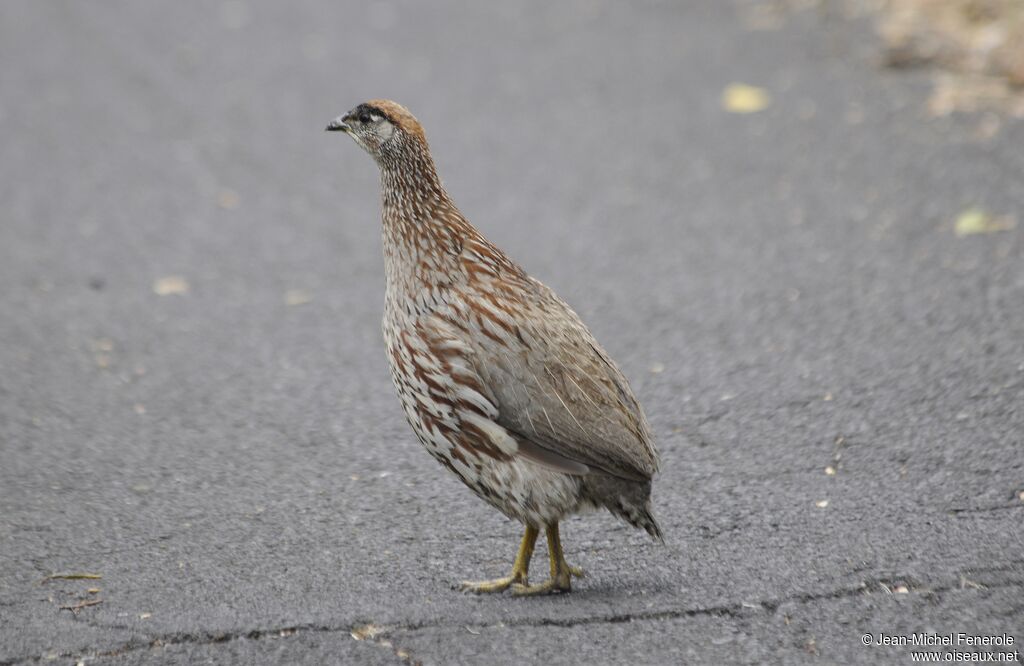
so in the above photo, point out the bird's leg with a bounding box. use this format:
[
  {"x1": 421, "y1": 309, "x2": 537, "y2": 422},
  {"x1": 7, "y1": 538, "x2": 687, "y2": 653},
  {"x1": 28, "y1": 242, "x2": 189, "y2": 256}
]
[
  {"x1": 511, "y1": 522, "x2": 582, "y2": 596},
  {"x1": 459, "y1": 524, "x2": 538, "y2": 594}
]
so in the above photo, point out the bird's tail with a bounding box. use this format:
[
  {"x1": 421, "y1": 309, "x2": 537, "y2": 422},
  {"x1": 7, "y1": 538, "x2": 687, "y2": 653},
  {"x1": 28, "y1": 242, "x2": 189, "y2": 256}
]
[
  {"x1": 638, "y1": 504, "x2": 663, "y2": 540},
  {"x1": 584, "y1": 475, "x2": 664, "y2": 542},
  {"x1": 635, "y1": 504, "x2": 664, "y2": 543},
  {"x1": 611, "y1": 496, "x2": 664, "y2": 543}
]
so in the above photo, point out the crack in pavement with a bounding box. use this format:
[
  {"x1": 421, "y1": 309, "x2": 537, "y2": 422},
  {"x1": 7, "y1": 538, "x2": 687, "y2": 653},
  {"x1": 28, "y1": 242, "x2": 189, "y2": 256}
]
[
  {"x1": 3, "y1": 569, "x2": 1022, "y2": 665},
  {"x1": 1, "y1": 622, "x2": 355, "y2": 666},
  {"x1": 948, "y1": 504, "x2": 1023, "y2": 516}
]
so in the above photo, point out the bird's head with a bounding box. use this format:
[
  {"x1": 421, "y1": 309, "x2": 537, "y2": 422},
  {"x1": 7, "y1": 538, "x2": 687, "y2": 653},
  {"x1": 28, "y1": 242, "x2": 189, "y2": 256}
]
[{"x1": 326, "y1": 99, "x2": 427, "y2": 164}]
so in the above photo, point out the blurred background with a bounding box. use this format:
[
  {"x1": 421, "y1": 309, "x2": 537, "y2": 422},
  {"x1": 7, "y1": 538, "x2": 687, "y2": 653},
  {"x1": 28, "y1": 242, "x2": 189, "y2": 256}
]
[{"x1": 1, "y1": 1, "x2": 1022, "y2": 664}]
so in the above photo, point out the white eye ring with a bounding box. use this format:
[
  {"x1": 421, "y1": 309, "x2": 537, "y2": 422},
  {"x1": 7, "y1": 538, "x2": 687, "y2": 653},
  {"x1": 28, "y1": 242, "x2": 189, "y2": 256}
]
[{"x1": 370, "y1": 114, "x2": 382, "y2": 123}]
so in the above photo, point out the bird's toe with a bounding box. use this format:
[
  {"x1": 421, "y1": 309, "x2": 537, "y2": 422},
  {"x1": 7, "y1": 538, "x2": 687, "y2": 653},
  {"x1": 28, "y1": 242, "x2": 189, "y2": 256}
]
[
  {"x1": 458, "y1": 575, "x2": 522, "y2": 594},
  {"x1": 510, "y1": 575, "x2": 572, "y2": 597}
]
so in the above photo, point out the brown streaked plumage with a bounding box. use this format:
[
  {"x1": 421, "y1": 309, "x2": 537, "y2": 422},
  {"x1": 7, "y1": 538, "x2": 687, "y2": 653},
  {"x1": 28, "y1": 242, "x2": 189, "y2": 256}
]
[{"x1": 327, "y1": 100, "x2": 662, "y2": 595}]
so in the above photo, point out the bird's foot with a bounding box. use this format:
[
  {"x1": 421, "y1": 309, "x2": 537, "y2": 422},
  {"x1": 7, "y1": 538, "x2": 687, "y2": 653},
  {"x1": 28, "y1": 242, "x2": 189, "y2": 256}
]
[
  {"x1": 460, "y1": 566, "x2": 580, "y2": 595},
  {"x1": 510, "y1": 576, "x2": 570, "y2": 596},
  {"x1": 510, "y1": 567, "x2": 574, "y2": 596},
  {"x1": 458, "y1": 573, "x2": 526, "y2": 595},
  {"x1": 459, "y1": 525, "x2": 539, "y2": 594}
]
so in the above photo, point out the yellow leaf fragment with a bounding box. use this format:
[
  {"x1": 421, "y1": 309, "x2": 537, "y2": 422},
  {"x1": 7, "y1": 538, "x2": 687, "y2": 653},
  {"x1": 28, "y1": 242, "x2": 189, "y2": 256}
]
[
  {"x1": 955, "y1": 209, "x2": 1016, "y2": 237},
  {"x1": 153, "y1": 276, "x2": 190, "y2": 296},
  {"x1": 723, "y1": 84, "x2": 770, "y2": 113}
]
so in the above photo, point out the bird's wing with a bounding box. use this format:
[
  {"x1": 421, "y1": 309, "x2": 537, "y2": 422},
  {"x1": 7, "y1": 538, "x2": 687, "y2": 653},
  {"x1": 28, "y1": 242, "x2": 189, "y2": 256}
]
[
  {"x1": 460, "y1": 279, "x2": 659, "y2": 482},
  {"x1": 413, "y1": 312, "x2": 594, "y2": 476}
]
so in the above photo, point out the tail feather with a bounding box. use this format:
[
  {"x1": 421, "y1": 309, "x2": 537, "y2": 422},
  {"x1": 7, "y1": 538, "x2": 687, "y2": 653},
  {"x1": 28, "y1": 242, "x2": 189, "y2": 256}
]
[
  {"x1": 581, "y1": 475, "x2": 663, "y2": 542},
  {"x1": 611, "y1": 497, "x2": 664, "y2": 543},
  {"x1": 638, "y1": 506, "x2": 664, "y2": 542}
]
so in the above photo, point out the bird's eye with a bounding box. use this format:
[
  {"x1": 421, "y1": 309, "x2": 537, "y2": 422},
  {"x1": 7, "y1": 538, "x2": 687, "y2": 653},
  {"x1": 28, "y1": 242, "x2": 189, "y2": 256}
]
[{"x1": 358, "y1": 111, "x2": 372, "y2": 123}]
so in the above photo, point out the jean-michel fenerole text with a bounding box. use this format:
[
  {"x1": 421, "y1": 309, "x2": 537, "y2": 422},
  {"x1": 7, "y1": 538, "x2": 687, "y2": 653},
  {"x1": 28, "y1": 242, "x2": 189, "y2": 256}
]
[{"x1": 870, "y1": 633, "x2": 1015, "y2": 647}]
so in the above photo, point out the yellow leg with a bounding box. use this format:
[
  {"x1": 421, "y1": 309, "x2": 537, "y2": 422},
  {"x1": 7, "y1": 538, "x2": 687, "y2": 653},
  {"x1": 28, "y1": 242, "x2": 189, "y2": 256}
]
[
  {"x1": 511, "y1": 523, "x2": 583, "y2": 596},
  {"x1": 460, "y1": 525, "x2": 539, "y2": 594}
]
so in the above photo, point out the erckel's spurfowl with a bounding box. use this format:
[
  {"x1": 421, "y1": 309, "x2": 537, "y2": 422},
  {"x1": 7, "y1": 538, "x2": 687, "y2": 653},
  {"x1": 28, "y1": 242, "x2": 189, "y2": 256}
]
[{"x1": 326, "y1": 99, "x2": 661, "y2": 595}]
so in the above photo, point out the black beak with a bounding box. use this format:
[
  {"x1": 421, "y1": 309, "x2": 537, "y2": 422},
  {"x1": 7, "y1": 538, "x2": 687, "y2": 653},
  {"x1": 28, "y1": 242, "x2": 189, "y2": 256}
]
[{"x1": 325, "y1": 115, "x2": 350, "y2": 132}]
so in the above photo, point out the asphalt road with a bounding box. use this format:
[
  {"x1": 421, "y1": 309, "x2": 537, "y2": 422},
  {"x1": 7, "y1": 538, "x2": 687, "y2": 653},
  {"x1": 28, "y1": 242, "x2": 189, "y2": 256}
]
[{"x1": 2, "y1": 1, "x2": 1022, "y2": 664}]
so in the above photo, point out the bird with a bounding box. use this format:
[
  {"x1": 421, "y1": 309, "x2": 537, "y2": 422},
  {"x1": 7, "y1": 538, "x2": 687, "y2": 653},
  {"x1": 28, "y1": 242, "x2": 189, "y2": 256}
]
[{"x1": 326, "y1": 100, "x2": 661, "y2": 595}]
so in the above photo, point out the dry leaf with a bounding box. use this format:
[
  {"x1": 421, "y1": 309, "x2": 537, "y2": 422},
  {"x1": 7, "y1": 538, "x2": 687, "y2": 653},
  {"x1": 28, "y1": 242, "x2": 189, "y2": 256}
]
[
  {"x1": 351, "y1": 624, "x2": 385, "y2": 641},
  {"x1": 284, "y1": 289, "x2": 313, "y2": 306},
  {"x1": 954, "y1": 208, "x2": 1016, "y2": 236},
  {"x1": 928, "y1": 74, "x2": 1023, "y2": 116},
  {"x1": 815, "y1": 499, "x2": 829, "y2": 508},
  {"x1": 878, "y1": 0, "x2": 1024, "y2": 109},
  {"x1": 722, "y1": 84, "x2": 770, "y2": 113},
  {"x1": 153, "y1": 276, "x2": 190, "y2": 296},
  {"x1": 218, "y1": 189, "x2": 240, "y2": 210}
]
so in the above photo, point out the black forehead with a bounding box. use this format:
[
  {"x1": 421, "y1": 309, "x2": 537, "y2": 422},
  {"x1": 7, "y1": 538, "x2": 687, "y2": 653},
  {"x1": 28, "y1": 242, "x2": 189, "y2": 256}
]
[{"x1": 349, "y1": 104, "x2": 387, "y2": 120}]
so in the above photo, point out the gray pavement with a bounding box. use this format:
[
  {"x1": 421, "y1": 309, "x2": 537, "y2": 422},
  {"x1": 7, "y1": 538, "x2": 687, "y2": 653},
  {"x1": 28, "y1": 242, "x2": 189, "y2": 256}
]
[{"x1": 1, "y1": 1, "x2": 1022, "y2": 664}]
